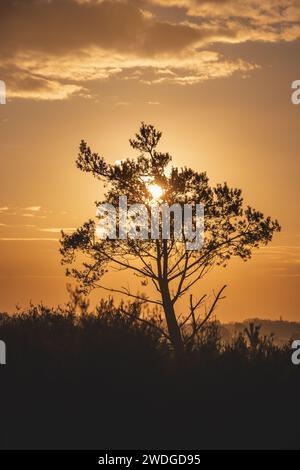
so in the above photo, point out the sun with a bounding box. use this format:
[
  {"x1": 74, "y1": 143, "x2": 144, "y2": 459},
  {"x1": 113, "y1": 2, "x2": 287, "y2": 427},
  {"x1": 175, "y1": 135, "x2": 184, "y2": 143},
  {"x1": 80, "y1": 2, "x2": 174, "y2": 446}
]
[{"x1": 148, "y1": 184, "x2": 163, "y2": 200}]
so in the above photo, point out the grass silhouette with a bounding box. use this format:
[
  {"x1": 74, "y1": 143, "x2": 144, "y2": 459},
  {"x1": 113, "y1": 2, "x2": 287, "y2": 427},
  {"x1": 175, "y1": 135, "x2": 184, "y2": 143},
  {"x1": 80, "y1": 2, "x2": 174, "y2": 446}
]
[{"x1": 0, "y1": 298, "x2": 299, "y2": 450}]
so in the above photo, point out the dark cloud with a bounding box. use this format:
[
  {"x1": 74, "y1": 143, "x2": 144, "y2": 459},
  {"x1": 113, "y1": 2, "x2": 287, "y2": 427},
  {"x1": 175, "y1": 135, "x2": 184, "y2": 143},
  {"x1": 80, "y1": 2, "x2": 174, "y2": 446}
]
[
  {"x1": 1, "y1": 0, "x2": 298, "y2": 99},
  {"x1": 0, "y1": 0, "x2": 214, "y2": 56}
]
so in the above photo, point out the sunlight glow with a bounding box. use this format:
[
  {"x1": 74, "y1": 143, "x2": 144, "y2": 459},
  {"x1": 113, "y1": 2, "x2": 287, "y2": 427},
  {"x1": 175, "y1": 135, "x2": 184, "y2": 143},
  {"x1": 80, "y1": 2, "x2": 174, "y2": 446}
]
[
  {"x1": 148, "y1": 184, "x2": 163, "y2": 200},
  {"x1": 114, "y1": 159, "x2": 125, "y2": 167}
]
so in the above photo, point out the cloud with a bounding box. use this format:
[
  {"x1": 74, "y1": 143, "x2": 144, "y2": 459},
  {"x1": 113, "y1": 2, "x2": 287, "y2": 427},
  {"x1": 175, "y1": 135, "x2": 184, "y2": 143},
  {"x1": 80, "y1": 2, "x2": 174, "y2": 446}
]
[
  {"x1": 257, "y1": 244, "x2": 300, "y2": 278},
  {"x1": 40, "y1": 228, "x2": 76, "y2": 233},
  {"x1": 25, "y1": 206, "x2": 41, "y2": 212},
  {"x1": 149, "y1": 1, "x2": 300, "y2": 45},
  {"x1": 0, "y1": 238, "x2": 58, "y2": 242},
  {"x1": 0, "y1": 0, "x2": 212, "y2": 56},
  {"x1": 22, "y1": 213, "x2": 46, "y2": 219},
  {"x1": 0, "y1": 206, "x2": 50, "y2": 220},
  {"x1": 114, "y1": 101, "x2": 131, "y2": 107},
  {"x1": 149, "y1": 0, "x2": 300, "y2": 33},
  {"x1": 0, "y1": 0, "x2": 299, "y2": 100}
]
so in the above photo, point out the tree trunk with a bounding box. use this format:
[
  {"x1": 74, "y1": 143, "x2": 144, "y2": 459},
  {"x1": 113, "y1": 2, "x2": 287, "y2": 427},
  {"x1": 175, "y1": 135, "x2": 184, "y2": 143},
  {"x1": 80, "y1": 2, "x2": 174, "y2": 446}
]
[{"x1": 160, "y1": 279, "x2": 184, "y2": 360}]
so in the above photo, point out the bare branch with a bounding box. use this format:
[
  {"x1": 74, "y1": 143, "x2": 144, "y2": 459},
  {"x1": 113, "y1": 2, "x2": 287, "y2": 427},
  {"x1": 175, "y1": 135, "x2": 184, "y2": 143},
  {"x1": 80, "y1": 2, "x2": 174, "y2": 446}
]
[
  {"x1": 95, "y1": 283, "x2": 163, "y2": 306},
  {"x1": 119, "y1": 307, "x2": 170, "y2": 341},
  {"x1": 186, "y1": 285, "x2": 227, "y2": 342}
]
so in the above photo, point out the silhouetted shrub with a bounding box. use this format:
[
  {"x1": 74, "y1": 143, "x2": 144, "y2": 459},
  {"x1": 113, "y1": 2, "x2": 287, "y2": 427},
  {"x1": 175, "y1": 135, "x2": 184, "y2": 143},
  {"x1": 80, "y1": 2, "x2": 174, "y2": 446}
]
[{"x1": 0, "y1": 301, "x2": 299, "y2": 450}]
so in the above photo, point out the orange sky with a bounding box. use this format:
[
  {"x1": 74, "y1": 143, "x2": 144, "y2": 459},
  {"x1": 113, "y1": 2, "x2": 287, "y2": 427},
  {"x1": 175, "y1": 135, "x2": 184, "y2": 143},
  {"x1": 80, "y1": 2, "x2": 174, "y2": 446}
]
[{"x1": 0, "y1": 0, "x2": 300, "y2": 321}]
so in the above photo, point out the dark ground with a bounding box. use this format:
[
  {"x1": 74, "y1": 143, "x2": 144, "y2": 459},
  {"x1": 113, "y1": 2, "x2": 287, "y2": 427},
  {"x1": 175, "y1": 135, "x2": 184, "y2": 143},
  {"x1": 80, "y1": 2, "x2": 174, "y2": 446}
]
[{"x1": 0, "y1": 304, "x2": 299, "y2": 450}]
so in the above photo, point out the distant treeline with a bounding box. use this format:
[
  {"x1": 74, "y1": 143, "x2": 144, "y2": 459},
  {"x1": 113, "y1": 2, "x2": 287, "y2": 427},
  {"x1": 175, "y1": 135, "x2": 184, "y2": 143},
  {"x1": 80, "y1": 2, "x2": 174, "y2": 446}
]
[{"x1": 221, "y1": 319, "x2": 300, "y2": 346}]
